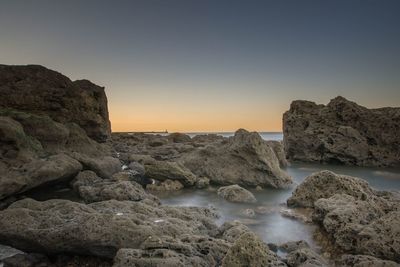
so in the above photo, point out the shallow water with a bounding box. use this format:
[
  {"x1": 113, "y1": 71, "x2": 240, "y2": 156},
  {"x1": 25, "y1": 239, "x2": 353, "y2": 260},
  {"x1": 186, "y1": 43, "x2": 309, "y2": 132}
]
[{"x1": 158, "y1": 131, "x2": 400, "y2": 249}]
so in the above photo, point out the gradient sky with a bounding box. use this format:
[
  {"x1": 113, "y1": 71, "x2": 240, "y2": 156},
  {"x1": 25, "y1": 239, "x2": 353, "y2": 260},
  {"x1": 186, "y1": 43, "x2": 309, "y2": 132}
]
[{"x1": 1, "y1": 0, "x2": 400, "y2": 132}]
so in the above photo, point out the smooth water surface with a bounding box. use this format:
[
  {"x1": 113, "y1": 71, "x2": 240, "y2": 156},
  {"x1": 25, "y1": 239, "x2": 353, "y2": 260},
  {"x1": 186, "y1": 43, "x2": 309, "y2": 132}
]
[{"x1": 158, "y1": 132, "x2": 400, "y2": 248}]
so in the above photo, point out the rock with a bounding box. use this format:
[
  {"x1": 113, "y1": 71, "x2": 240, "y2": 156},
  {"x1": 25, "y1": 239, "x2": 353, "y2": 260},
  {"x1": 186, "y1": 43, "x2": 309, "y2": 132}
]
[
  {"x1": 291, "y1": 170, "x2": 400, "y2": 263},
  {"x1": 147, "y1": 179, "x2": 184, "y2": 191},
  {"x1": 0, "y1": 198, "x2": 220, "y2": 258},
  {"x1": 70, "y1": 170, "x2": 102, "y2": 191},
  {"x1": 110, "y1": 171, "x2": 134, "y2": 181},
  {"x1": 0, "y1": 65, "x2": 111, "y2": 142},
  {"x1": 0, "y1": 244, "x2": 24, "y2": 260},
  {"x1": 127, "y1": 161, "x2": 145, "y2": 176},
  {"x1": 240, "y1": 208, "x2": 256, "y2": 218},
  {"x1": 77, "y1": 180, "x2": 159, "y2": 204},
  {"x1": 280, "y1": 208, "x2": 313, "y2": 223},
  {"x1": 180, "y1": 129, "x2": 292, "y2": 188},
  {"x1": 217, "y1": 185, "x2": 257, "y2": 203},
  {"x1": 167, "y1": 132, "x2": 191, "y2": 143},
  {"x1": 221, "y1": 232, "x2": 286, "y2": 267},
  {"x1": 195, "y1": 177, "x2": 210, "y2": 189},
  {"x1": 286, "y1": 247, "x2": 328, "y2": 267},
  {"x1": 338, "y1": 254, "x2": 400, "y2": 267},
  {"x1": 279, "y1": 240, "x2": 310, "y2": 253},
  {"x1": 218, "y1": 221, "x2": 251, "y2": 243},
  {"x1": 265, "y1": 140, "x2": 289, "y2": 167},
  {"x1": 2, "y1": 253, "x2": 51, "y2": 267},
  {"x1": 1, "y1": 153, "x2": 82, "y2": 200},
  {"x1": 287, "y1": 170, "x2": 376, "y2": 208},
  {"x1": 283, "y1": 96, "x2": 400, "y2": 167},
  {"x1": 144, "y1": 160, "x2": 197, "y2": 186},
  {"x1": 72, "y1": 152, "x2": 121, "y2": 179}
]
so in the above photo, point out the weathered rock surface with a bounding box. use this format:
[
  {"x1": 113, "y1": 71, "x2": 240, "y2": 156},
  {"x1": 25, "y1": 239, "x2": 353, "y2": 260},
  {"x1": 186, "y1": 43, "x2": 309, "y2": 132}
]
[
  {"x1": 0, "y1": 65, "x2": 111, "y2": 142},
  {"x1": 1, "y1": 153, "x2": 82, "y2": 200},
  {"x1": 287, "y1": 170, "x2": 376, "y2": 208},
  {"x1": 111, "y1": 129, "x2": 292, "y2": 189},
  {"x1": 289, "y1": 170, "x2": 400, "y2": 263},
  {"x1": 283, "y1": 96, "x2": 400, "y2": 167},
  {"x1": 217, "y1": 185, "x2": 257, "y2": 203},
  {"x1": 265, "y1": 140, "x2": 289, "y2": 167},
  {"x1": 147, "y1": 179, "x2": 184, "y2": 191},
  {"x1": 338, "y1": 254, "x2": 400, "y2": 267},
  {"x1": 286, "y1": 247, "x2": 328, "y2": 267},
  {"x1": 221, "y1": 232, "x2": 286, "y2": 267},
  {"x1": 72, "y1": 153, "x2": 121, "y2": 179},
  {"x1": 0, "y1": 198, "x2": 221, "y2": 258}
]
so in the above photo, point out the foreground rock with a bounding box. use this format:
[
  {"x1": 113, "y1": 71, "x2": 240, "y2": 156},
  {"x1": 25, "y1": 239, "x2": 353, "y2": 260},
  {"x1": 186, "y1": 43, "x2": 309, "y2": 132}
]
[
  {"x1": 0, "y1": 198, "x2": 220, "y2": 258},
  {"x1": 217, "y1": 185, "x2": 257, "y2": 203},
  {"x1": 283, "y1": 96, "x2": 400, "y2": 167},
  {"x1": 288, "y1": 170, "x2": 400, "y2": 263},
  {"x1": 221, "y1": 232, "x2": 286, "y2": 267},
  {"x1": 0, "y1": 65, "x2": 111, "y2": 142}
]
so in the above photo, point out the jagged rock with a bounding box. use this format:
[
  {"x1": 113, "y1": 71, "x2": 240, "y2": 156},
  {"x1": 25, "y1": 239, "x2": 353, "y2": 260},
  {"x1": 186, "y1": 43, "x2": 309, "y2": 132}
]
[
  {"x1": 0, "y1": 198, "x2": 220, "y2": 258},
  {"x1": 144, "y1": 160, "x2": 197, "y2": 186},
  {"x1": 217, "y1": 185, "x2": 256, "y2": 203},
  {"x1": 127, "y1": 161, "x2": 145, "y2": 176},
  {"x1": 279, "y1": 240, "x2": 310, "y2": 253},
  {"x1": 265, "y1": 140, "x2": 289, "y2": 167},
  {"x1": 147, "y1": 179, "x2": 184, "y2": 191},
  {"x1": 0, "y1": 65, "x2": 111, "y2": 142},
  {"x1": 71, "y1": 170, "x2": 103, "y2": 191},
  {"x1": 181, "y1": 129, "x2": 292, "y2": 188},
  {"x1": 111, "y1": 129, "x2": 292, "y2": 188},
  {"x1": 217, "y1": 221, "x2": 251, "y2": 243},
  {"x1": 195, "y1": 177, "x2": 210, "y2": 189},
  {"x1": 72, "y1": 152, "x2": 121, "y2": 179},
  {"x1": 287, "y1": 170, "x2": 376, "y2": 208},
  {"x1": 291, "y1": 170, "x2": 400, "y2": 263},
  {"x1": 1, "y1": 153, "x2": 82, "y2": 200},
  {"x1": 77, "y1": 180, "x2": 159, "y2": 204},
  {"x1": 286, "y1": 247, "x2": 328, "y2": 267},
  {"x1": 338, "y1": 254, "x2": 400, "y2": 267},
  {"x1": 221, "y1": 232, "x2": 286, "y2": 267},
  {"x1": 283, "y1": 96, "x2": 400, "y2": 167}
]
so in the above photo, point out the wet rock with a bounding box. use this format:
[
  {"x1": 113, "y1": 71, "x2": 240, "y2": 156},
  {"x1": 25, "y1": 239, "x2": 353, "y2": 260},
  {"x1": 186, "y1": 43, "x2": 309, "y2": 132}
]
[
  {"x1": 144, "y1": 160, "x2": 197, "y2": 186},
  {"x1": 127, "y1": 161, "x2": 145, "y2": 176},
  {"x1": 286, "y1": 247, "x2": 328, "y2": 267},
  {"x1": 195, "y1": 177, "x2": 210, "y2": 189},
  {"x1": 180, "y1": 129, "x2": 292, "y2": 188},
  {"x1": 287, "y1": 170, "x2": 376, "y2": 208},
  {"x1": 240, "y1": 208, "x2": 256, "y2": 218},
  {"x1": 279, "y1": 240, "x2": 310, "y2": 253},
  {"x1": 218, "y1": 221, "x2": 251, "y2": 243},
  {"x1": 280, "y1": 208, "x2": 313, "y2": 223},
  {"x1": 221, "y1": 232, "x2": 286, "y2": 267},
  {"x1": 147, "y1": 179, "x2": 184, "y2": 191},
  {"x1": 283, "y1": 96, "x2": 400, "y2": 167},
  {"x1": 2, "y1": 253, "x2": 51, "y2": 267},
  {"x1": 217, "y1": 185, "x2": 256, "y2": 203},
  {"x1": 0, "y1": 198, "x2": 220, "y2": 258},
  {"x1": 0, "y1": 244, "x2": 24, "y2": 260},
  {"x1": 0, "y1": 65, "x2": 111, "y2": 142},
  {"x1": 72, "y1": 152, "x2": 121, "y2": 179},
  {"x1": 338, "y1": 254, "x2": 400, "y2": 267}
]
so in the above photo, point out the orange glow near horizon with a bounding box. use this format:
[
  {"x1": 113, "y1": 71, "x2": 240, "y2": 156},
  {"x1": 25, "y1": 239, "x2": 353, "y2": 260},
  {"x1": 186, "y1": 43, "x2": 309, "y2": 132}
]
[{"x1": 108, "y1": 102, "x2": 284, "y2": 133}]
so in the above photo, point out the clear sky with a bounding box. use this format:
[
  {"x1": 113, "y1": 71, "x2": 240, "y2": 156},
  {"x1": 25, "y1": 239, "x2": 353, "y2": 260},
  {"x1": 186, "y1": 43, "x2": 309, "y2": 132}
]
[{"x1": 1, "y1": 0, "x2": 399, "y2": 132}]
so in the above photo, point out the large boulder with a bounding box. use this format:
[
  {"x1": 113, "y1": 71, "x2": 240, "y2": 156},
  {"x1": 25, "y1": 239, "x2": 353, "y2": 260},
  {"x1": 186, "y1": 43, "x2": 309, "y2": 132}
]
[
  {"x1": 180, "y1": 129, "x2": 292, "y2": 188},
  {"x1": 290, "y1": 170, "x2": 400, "y2": 263},
  {"x1": 217, "y1": 185, "x2": 257, "y2": 203},
  {"x1": 287, "y1": 170, "x2": 376, "y2": 208},
  {"x1": 0, "y1": 65, "x2": 111, "y2": 142},
  {"x1": 1, "y1": 153, "x2": 82, "y2": 199},
  {"x1": 72, "y1": 152, "x2": 121, "y2": 179},
  {"x1": 0, "y1": 198, "x2": 220, "y2": 258},
  {"x1": 338, "y1": 254, "x2": 400, "y2": 267},
  {"x1": 283, "y1": 96, "x2": 400, "y2": 167},
  {"x1": 144, "y1": 160, "x2": 197, "y2": 186}
]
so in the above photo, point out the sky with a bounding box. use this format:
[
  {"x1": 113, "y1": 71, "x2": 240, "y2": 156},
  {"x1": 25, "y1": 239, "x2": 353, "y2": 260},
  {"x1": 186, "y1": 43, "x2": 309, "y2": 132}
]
[{"x1": 1, "y1": 0, "x2": 400, "y2": 132}]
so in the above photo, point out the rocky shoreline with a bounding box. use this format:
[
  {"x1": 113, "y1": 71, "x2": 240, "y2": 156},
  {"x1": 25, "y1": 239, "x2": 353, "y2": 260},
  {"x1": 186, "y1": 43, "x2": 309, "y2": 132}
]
[{"x1": 0, "y1": 65, "x2": 399, "y2": 266}]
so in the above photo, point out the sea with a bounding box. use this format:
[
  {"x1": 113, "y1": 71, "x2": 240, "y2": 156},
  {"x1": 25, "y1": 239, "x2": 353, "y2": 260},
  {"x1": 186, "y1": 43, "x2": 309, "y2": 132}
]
[{"x1": 156, "y1": 131, "x2": 400, "y2": 250}]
